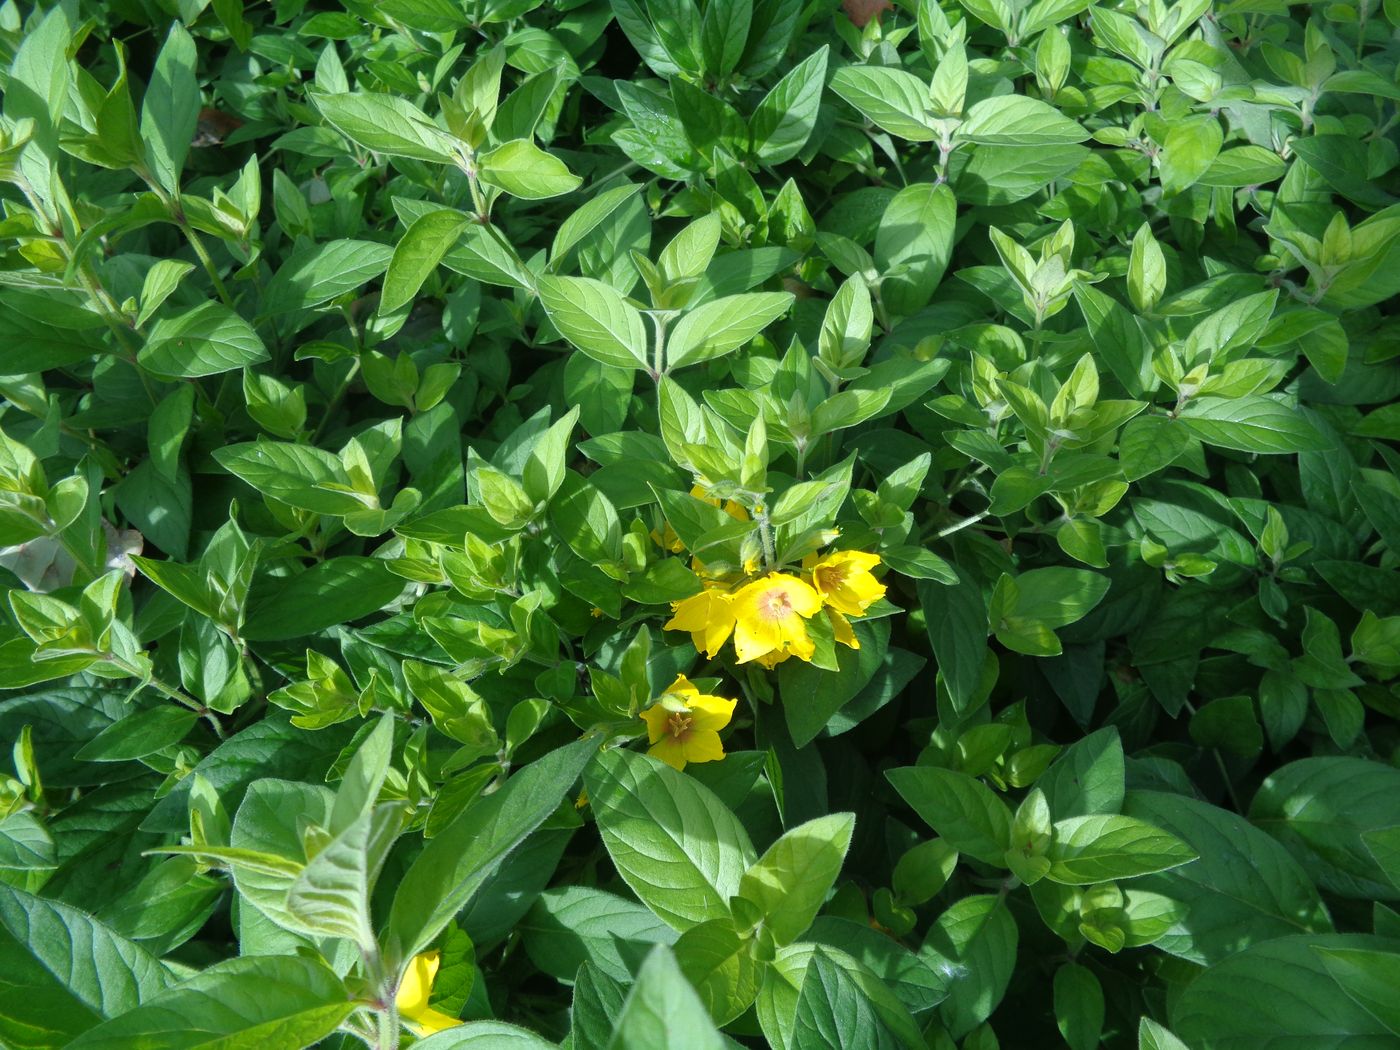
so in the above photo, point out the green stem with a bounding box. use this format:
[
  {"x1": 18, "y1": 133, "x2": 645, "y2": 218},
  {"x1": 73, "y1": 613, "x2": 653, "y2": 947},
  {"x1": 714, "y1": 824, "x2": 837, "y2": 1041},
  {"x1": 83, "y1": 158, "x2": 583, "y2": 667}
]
[
  {"x1": 141, "y1": 177, "x2": 236, "y2": 309},
  {"x1": 376, "y1": 1004, "x2": 400, "y2": 1050},
  {"x1": 313, "y1": 357, "x2": 362, "y2": 443},
  {"x1": 1183, "y1": 700, "x2": 1244, "y2": 812},
  {"x1": 182, "y1": 222, "x2": 235, "y2": 309},
  {"x1": 105, "y1": 655, "x2": 225, "y2": 739},
  {"x1": 15, "y1": 176, "x2": 157, "y2": 402},
  {"x1": 936, "y1": 509, "x2": 991, "y2": 538},
  {"x1": 755, "y1": 507, "x2": 776, "y2": 570},
  {"x1": 647, "y1": 312, "x2": 670, "y2": 382}
]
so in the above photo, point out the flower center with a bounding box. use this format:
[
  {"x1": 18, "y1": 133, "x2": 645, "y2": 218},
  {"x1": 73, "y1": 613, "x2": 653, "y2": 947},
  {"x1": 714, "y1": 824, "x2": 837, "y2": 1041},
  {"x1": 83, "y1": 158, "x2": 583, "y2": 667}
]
[
  {"x1": 817, "y1": 565, "x2": 846, "y2": 592},
  {"x1": 760, "y1": 589, "x2": 792, "y2": 620},
  {"x1": 666, "y1": 711, "x2": 693, "y2": 740}
]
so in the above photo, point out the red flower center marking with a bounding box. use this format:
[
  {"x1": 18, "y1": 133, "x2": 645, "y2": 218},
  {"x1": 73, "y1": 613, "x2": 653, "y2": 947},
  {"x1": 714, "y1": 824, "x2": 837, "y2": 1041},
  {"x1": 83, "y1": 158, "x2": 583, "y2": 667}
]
[{"x1": 761, "y1": 589, "x2": 792, "y2": 618}]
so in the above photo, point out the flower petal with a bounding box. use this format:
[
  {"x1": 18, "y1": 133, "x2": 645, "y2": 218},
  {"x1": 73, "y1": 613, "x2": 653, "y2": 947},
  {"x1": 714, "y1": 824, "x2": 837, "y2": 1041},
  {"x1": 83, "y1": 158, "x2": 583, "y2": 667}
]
[
  {"x1": 733, "y1": 616, "x2": 780, "y2": 663},
  {"x1": 681, "y1": 729, "x2": 726, "y2": 765},
  {"x1": 639, "y1": 704, "x2": 671, "y2": 744},
  {"x1": 667, "y1": 674, "x2": 700, "y2": 697},
  {"x1": 829, "y1": 608, "x2": 859, "y2": 649},
  {"x1": 405, "y1": 1006, "x2": 463, "y2": 1035},
  {"x1": 396, "y1": 951, "x2": 440, "y2": 1015},
  {"x1": 664, "y1": 591, "x2": 712, "y2": 632},
  {"x1": 688, "y1": 693, "x2": 737, "y2": 732},
  {"x1": 648, "y1": 735, "x2": 688, "y2": 769}
]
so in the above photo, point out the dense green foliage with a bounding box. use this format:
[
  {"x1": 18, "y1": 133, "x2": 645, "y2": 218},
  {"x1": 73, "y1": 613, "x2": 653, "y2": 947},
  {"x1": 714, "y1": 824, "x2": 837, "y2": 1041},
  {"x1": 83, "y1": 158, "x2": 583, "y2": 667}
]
[{"x1": 2, "y1": 0, "x2": 1400, "y2": 1046}]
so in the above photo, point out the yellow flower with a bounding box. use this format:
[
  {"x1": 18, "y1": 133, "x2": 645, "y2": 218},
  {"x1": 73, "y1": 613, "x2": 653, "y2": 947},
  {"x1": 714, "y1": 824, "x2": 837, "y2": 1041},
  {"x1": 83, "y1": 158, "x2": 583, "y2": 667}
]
[
  {"x1": 396, "y1": 951, "x2": 462, "y2": 1036},
  {"x1": 828, "y1": 608, "x2": 859, "y2": 650},
  {"x1": 664, "y1": 586, "x2": 735, "y2": 657},
  {"x1": 731, "y1": 573, "x2": 823, "y2": 664},
  {"x1": 651, "y1": 522, "x2": 685, "y2": 553},
  {"x1": 639, "y1": 674, "x2": 736, "y2": 770},
  {"x1": 805, "y1": 550, "x2": 886, "y2": 617}
]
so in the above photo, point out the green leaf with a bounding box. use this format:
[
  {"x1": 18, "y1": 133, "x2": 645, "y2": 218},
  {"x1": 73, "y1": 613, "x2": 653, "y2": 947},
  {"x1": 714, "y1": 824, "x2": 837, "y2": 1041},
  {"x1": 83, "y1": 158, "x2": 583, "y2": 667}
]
[
  {"x1": 699, "y1": 0, "x2": 751, "y2": 76},
  {"x1": 262, "y1": 239, "x2": 396, "y2": 315},
  {"x1": 137, "y1": 302, "x2": 269, "y2": 379},
  {"x1": 958, "y1": 95, "x2": 1087, "y2": 145},
  {"x1": 415, "y1": 1022, "x2": 559, "y2": 1048},
  {"x1": 142, "y1": 714, "x2": 351, "y2": 835},
  {"x1": 0, "y1": 883, "x2": 172, "y2": 1046},
  {"x1": 139, "y1": 24, "x2": 199, "y2": 194},
  {"x1": 885, "y1": 766, "x2": 1011, "y2": 866},
  {"x1": 381, "y1": 209, "x2": 472, "y2": 313},
  {"x1": 387, "y1": 737, "x2": 597, "y2": 958},
  {"x1": 242, "y1": 558, "x2": 406, "y2": 641},
  {"x1": 667, "y1": 292, "x2": 794, "y2": 370},
  {"x1": 552, "y1": 470, "x2": 624, "y2": 564},
  {"x1": 478, "y1": 139, "x2": 582, "y2": 200},
  {"x1": 584, "y1": 748, "x2": 757, "y2": 931},
  {"x1": 673, "y1": 918, "x2": 763, "y2": 1024},
  {"x1": 1172, "y1": 935, "x2": 1397, "y2": 1050},
  {"x1": 606, "y1": 945, "x2": 727, "y2": 1050},
  {"x1": 537, "y1": 275, "x2": 650, "y2": 370},
  {"x1": 758, "y1": 943, "x2": 924, "y2": 1050},
  {"x1": 874, "y1": 183, "x2": 956, "y2": 317},
  {"x1": 0, "y1": 809, "x2": 55, "y2": 874},
  {"x1": 738, "y1": 813, "x2": 854, "y2": 944},
  {"x1": 553, "y1": 184, "x2": 644, "y2": 262},
  {"x1": 522, "y1": 886, "x2": 677, "y2": 983},
  {"x1": 1124, "y1": 790, "x2": 1332, "y2": 963},
  {"x1": 65, "y1": 956, "x2": 354, "y2": 1050},
  {"x1": 1159, "y1": 115, "x2": 1223, "y2": 195},
  {"x1": 1314, "y1": 946, "x2": 1400, "y2": 1034},
  {"x1": 779, "y1": 619, "x2": 890, "y2": 746},
  {"x1": 1038, "y1": 726, "x2": 1125, "y2": 818},
  {"x1": 1054, "y1": 964, "x2": 1104, "y2": 1050},
  {"x1": 1045, "y1": 814, "x2": 1198, "y2": 884},
  {"x1": 751, "y1": 46, "x2": 829, "y2": 164},
  {"x1": 954, "y1": 143, "x2": 1089, "y2": 206},
  {"x1": 923, "y1": 895, "x2": 1018, "y2": 1039},
  {"x1": 1198, "y1": 145, "x2": 1287, "y2": 187},
  {"x1": 74, "y1": 706, "x2": 198, "y2": 762},
  {"x1": 919, "y1": 574, "x2": 988, "y2": 713},
  {"x1": 313, "y1": 90, "x2": 457, "y2": 162},
  {"x1": 286, "y1": 804, "x2": 399, "y2": 949},
  {"x1": 1073, "y1": 281, "x2": 1153, "y2": 397},
  {"x1": 829, "y1": 66, "x2": 937, "y2": 141},
  {"x1": 1290, "y1": 135, "x2": 1399, "y2": 210},
  {"x1": 1250, "y1": 756, "x2": 1400, "y2": 900},
  {"x1": 806, "y1": 916, "x2": 949, "y2": 1012},
  {"x1": 213, "y1": 439, "x2": 363, "y2": 516},
  {"x1": 991, "y1": 567, "x2": 1110, "y2": 657},
  {"x1": 790, "y1": 951, "x2": 897, "y2": 1050},
  {"x1": 1139, "y1": 1019, "x2": 1191, "y2": 1050},
  {"x1": 1177, "y1": 395, "x2": 1331, "y2": 453}
]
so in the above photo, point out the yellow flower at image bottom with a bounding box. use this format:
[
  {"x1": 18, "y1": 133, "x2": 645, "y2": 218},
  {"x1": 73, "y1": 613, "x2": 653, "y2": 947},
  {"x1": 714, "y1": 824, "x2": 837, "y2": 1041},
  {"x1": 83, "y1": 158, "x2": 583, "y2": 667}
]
[
  {"x1": 396, "y1": 950, "x2": 462, "y2": 1036},
  {"x1": 731, "y1": 572, "x2": 823, "y2": 664},
  {"x1": 640, "y1": 674, "x2": 737, "y2": 770}
]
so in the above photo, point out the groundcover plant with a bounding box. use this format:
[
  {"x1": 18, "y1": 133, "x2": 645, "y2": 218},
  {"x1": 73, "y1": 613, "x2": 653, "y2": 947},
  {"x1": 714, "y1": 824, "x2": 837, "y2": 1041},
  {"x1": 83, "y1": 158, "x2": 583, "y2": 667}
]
[{"x1": 1, "y1": 0, "x2": 1400, "y2": 1045}]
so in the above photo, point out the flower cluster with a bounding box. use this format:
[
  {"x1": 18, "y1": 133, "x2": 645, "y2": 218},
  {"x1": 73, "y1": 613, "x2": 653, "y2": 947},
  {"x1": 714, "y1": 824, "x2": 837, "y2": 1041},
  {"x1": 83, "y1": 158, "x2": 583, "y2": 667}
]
[{"x1": 664, "y1": 548, "x2": 886, "y2": 668}]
